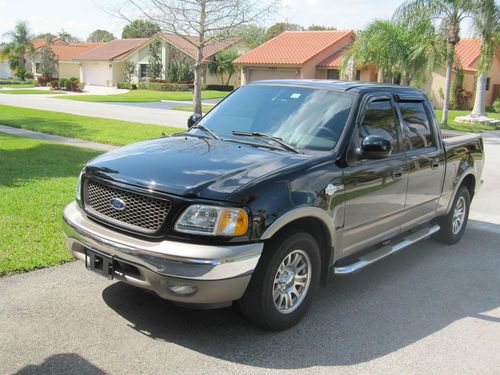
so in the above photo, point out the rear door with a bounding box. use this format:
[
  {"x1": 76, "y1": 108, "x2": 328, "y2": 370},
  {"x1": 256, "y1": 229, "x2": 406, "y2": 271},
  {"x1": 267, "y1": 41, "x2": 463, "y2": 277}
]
[
  {"x1": 396, "y1": 99, "x2": 445, "y2": 230},
  {"x1": 341, "y1": 95, "x2": 408, "y2": 256}
]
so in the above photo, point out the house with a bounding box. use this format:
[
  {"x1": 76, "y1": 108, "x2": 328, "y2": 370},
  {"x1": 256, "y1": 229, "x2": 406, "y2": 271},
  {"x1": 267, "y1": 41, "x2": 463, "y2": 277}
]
[
  {"x1": 73, "y1": 34, "x2": 249, "y2": 87},
  {"x1": 0, "y1": 58, "x2": 14, "y2": 78},
  {"x1": 234, "y1": 30, "x2": 378, "y2": 84},
  {"x1": 421, "y1": 38, "x2": 500, "y2": 107},
  {"x1": 28, "y1": 42, "x2": 103, "y2": 80}
]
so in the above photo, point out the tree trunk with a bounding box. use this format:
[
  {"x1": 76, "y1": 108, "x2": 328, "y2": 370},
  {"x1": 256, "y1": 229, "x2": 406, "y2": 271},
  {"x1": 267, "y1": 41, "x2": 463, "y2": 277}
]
[
  {"x1": 471, "y1": 72, "x2": 488, "y2": 117},
  {"x1": 192, "y1": 1, "x2": 206, "y2": 115},
  {"x1": 377, "y1": 69, "x2": 384, "y2": 83},
  {"x1": 442, "y1": 42, "x2": 456, "y2": 127}
]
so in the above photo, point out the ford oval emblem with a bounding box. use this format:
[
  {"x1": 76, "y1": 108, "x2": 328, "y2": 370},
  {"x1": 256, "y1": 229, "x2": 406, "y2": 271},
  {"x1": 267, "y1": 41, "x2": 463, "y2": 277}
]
[{"x1": 110, "y1": 197, "x2": 126, "y2": 211}]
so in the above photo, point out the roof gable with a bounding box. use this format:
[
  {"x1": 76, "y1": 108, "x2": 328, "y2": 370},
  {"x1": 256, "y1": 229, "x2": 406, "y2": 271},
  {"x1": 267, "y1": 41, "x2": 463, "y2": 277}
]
[
  {"x1": 160, "y1": 33, "x2": 240, "y2": 60},
  {"x1": 28, "y1": 42, "x2": 104, "y2": 62},
  {"x1": 234, "y1": 30, "x2": 355, "y2": 66}
]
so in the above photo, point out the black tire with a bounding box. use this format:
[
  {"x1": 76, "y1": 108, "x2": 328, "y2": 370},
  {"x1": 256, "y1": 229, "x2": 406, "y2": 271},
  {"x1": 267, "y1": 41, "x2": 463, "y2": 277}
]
[
  {"x1": 435, "y1": 186, "x2": 471, "y2": 244},
  {"x1": 238, "y1": 231, "x2": 321, "y2": 331}
]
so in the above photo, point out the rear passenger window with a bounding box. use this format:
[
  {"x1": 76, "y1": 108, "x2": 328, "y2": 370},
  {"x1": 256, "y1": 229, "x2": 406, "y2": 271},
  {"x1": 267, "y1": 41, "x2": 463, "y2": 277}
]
[{"x1": 398, "y1": 102, "x2": 434, "y2": 149}]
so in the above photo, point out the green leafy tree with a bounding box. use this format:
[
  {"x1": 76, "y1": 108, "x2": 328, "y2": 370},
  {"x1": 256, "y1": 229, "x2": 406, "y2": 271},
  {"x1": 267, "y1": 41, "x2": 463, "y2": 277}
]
[
  {"x1": 395, "y1": 0, "x2": 476, "y2": 126},
  {"x1": 236, "y1": 24, "x2": 266, "y2": 48},
  {"x1": 0, "y1": 21, "x2": 34, "y2": 73},
  {"x1": 123, "y1": 60, "x2": 136, "y2": 82},
  {"x1": 307, "y1": 25, "x2": 337, "y2": 31},
  {"x1": 146, "y1": 38, "x2": 163, "y2": 79},
  {"x1": 208, "y1": 49, "x2": 241, "y2": 85},
  {"x1": 57, "y1": 29, "x2": 80, "y2": 43},
  {"x1": 470, "y1": 0, "x2": 500, "y2": 117},
  {"x1": 342, "y1": 19, "x2": 444, "y2": 85},
  {"x1": 35, "y1": 32, "x2": 57, "y2": 40},
  {"x1": 122, "y1": 20, "x2": 160, "y2": 38},
  {"x1": 38, "y1": 37, "x2": 59, "y2": 78},
  {"x1": 87, "y1": 29, "x2": 116, "y2": 43},
  {"x1": 264, "y1": 22, "x2": 303, "y2": 41}
]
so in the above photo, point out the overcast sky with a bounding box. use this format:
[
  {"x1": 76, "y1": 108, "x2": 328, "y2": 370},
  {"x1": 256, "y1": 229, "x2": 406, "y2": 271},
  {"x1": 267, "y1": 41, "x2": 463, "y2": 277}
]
[{"x1": 0, "y1": 0, "x2": 476, "y2": 42}]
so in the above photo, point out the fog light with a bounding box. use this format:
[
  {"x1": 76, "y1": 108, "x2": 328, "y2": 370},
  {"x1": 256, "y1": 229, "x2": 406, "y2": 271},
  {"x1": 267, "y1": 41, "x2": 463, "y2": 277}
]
[{"x1": 166, "y1": 283, "x2": 198, "y2": 296}]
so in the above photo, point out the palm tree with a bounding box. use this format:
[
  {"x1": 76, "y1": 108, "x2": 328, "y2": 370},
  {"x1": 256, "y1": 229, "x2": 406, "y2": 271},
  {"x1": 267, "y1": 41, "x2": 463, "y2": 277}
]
[
  {"x1": 208, "y1": 49, "x2": 241, "y2": 86},
  {"x1": 470, "y1": 0, "x2": 500, "y2": 117},
  {"x1": 395, "y1": 0, "x2": 476, "y2": 126},
  {"x1": 342, "y1": 19, "x2": 443, "y2": 85},
  {"x1": 0, "y1": 21, "x2": 34, "y2": 72}
]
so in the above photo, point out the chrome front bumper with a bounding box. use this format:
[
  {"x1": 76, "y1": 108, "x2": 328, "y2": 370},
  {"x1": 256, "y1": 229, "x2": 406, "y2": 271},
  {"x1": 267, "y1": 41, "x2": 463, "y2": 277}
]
[{"x1": 63, "y1": 201, "x2": 263, "y2": 306}]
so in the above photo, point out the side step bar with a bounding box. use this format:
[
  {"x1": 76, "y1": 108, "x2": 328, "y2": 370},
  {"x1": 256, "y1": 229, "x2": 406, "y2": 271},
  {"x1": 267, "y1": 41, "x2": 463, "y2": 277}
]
[{"x1": 333, "y1": 224, "x2": 440, "y2": 275}]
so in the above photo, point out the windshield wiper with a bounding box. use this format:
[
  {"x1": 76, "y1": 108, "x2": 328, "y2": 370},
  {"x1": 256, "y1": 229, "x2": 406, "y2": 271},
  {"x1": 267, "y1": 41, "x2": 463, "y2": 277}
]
[
  {"x1": 231, "y1": 131, "x2": 300, "y2": 154},
  {"x1": 190, "y1": 124, "x2": 221, "y2": 140}
]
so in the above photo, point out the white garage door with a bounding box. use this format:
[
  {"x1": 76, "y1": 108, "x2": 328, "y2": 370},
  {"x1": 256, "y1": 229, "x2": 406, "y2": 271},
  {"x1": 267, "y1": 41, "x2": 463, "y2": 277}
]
[
  {"x1": 83, "y1": 62, "x2": 109, "y2": 86},
  {"x1": 0, "y1": 61, "x2": 12, "y2": 78},
  {"x1": 248, "y1": 68, "x2": 298, "y2": 82}
]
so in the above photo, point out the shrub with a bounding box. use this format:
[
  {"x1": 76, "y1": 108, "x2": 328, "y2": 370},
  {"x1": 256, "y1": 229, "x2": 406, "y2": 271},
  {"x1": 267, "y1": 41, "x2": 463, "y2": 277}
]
[
  {"x1": 37, "y1": 76, "x2": 52, "y2": 86},
  {"x1": 203, "y1": 84, "x2": 234, "y2": 91},
  {"x1": 25, "y1": 72, "x2": 34, "y2": 80},
  {"x1": 49, "y1": 79, "x2": 59, "y2": 90},
  {"x1": 117, "y1": 81, "x2": 137, "y2": 89},
  {"x1": 15, "y1": 67, "x2": 29, "y2": 81},
  {"x1": 137, "y1": 81, "x2": 190, "y2": 91},
  {"x1": 59, "y1": 78, "x2": 68, "y2": 88},
  {"x1": 493, "y1": 98, "x2": 500, "y2": 113},
  {"x1": 68, "y1": 77, "x2": 80, "y2": 91}
]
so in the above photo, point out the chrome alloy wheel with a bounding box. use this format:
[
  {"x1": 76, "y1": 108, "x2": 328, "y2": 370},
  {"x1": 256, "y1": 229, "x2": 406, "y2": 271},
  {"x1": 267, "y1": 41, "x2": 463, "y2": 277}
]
[
  {"x1": 273, "y1": 249, "x2": 312, "y2": 314},
  {"x1": 452, "y1": 196, "x2": 467, "y2": 235}
]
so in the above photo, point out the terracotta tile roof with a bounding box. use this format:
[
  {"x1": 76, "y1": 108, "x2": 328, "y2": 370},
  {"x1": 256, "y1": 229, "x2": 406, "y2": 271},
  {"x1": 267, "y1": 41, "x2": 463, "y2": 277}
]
[
  {"x1": 31, "y1": 38, "x2": 67, "y2": 50},
  {"x1": 317, "y1": 47, "x2": 347, "y2": 68},
  {"x1": 455, "y1": 38, "x2": 481, "y2": 72},
  {"x1": 51, "y1": 43, "x2": 104, "y2": 61},
  {"x1": 160, "y1": 33, "x2": 240, "y2": 60},
  {"x1": 234, "y1": 30, "x2": 355, "y2": 65},
  {"x1": 75, "y1": 38, "x2": 149, "y2": 61}
]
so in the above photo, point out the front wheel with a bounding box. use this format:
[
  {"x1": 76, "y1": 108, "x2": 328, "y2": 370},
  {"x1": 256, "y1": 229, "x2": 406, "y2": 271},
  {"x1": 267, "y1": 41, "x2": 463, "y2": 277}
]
[
  {"x1": 238, "y1": 231, "x2": 321, "y2": 330},
  {"x1": 435, "y1": 186, "x2": 471, "y2": 244}
]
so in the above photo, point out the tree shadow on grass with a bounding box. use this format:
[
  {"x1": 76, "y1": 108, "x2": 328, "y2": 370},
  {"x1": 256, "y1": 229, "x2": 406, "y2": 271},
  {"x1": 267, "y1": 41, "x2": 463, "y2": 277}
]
[
  {"x1": 102, "y1": 221, "x2": 500, "y2": 369},
  {"x1": 0, "y1": 133, "x2": 100, "y2": 187}
]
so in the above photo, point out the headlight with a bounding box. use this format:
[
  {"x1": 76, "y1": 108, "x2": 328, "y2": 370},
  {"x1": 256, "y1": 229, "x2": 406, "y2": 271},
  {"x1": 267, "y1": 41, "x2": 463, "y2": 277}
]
[
  {"x1": 75, "y1": 170, "x2": 83, "y2": 201},
  {"x1": 175, "y1": 205, "x2": 249, "y2": 236}
]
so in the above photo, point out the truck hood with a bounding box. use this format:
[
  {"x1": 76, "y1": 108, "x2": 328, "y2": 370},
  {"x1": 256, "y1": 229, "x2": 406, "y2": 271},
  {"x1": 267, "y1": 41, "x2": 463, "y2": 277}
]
[{"x1": 85, "y1": 135, "x2": 313, "y2": 201}]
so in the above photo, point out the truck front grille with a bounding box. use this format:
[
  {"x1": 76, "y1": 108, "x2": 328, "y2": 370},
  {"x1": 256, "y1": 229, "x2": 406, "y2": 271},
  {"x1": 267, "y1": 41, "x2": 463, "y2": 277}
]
[{"x1": 84, "y1": 180, "x2": 170, "y2": 233}]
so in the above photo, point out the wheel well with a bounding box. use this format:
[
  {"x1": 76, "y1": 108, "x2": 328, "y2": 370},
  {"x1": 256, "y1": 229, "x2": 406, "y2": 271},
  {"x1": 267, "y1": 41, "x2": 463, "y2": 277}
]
[
  {"x1": 263, "y1": 217, "x2": 332, "y2": 286},
  {"x1": 461, "y1": 174, "x2": 476, "y2": 199}
]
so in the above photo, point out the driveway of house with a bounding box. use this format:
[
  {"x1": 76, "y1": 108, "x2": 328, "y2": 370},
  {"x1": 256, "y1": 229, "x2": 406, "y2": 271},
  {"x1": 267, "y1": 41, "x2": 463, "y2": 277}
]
[
  {"x1": 0, "y1": 92, "x2": 191, "y2": 128},
  {"x1": 1, "y1": 137, "x2": 499, "y2": 374}
]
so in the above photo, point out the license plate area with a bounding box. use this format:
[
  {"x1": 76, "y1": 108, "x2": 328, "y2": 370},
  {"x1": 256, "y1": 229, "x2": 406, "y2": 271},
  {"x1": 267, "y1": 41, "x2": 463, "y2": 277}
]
[{"x1": 85, "y1": 248, "x2": 114, "y2": 279}]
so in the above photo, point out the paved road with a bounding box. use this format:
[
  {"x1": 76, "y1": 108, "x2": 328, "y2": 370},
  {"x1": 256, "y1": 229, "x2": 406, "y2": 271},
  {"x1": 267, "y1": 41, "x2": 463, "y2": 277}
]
[
  {"x1": 0, "y1": 93, "x2": 191, "y2": 128},
  {"x1": 1, "y1": 138, "x2": 499, "y2": 374}
]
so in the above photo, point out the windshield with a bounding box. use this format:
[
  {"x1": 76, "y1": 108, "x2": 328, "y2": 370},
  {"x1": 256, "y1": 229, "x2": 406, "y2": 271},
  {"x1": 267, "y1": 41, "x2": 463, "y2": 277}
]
[{"x1": 198, "y1": 84, "x2": 354, "y2": 151}]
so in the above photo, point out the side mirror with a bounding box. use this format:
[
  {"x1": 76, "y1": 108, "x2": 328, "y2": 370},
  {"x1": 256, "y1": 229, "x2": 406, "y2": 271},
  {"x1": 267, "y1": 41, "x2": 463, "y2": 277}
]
[
  {"x1": 361, "y1": 135, "x2": 392, "y2": 159},
  {"x1": 187, "y1": 113, "x2": 202, "y2": 128}
]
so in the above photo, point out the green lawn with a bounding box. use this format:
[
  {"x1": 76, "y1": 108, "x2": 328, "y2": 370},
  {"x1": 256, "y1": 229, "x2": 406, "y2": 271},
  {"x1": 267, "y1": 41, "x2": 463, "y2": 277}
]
[
  {"x1": 0, "y1": 83, "x2": 35, "y2": 88},
  {"x1": 54, "y1": 89, "x2": 229, "y2": 102},
  {"x1": 0, "y1": 105, "x2": 183, "y2": 146},
  {"x1": 0, "y1": 89, "x2": 65, "y2": 94},
  {"x1": 434, "y1": 109, "x2": 500, "y2": 133},
  {"x1": 172, "y1": 104, "x2": 215, "y2": 113},
  {"x1": 0, "y1": 133, "x2": 101, "y2": 276}
]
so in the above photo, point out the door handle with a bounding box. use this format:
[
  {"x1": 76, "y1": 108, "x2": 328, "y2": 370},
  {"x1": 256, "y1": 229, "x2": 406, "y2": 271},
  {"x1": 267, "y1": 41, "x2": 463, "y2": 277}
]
[
  {"x1": 431, "y1": 159, "x2": 440, "y2": 170},
  {"x1": 392, "y1": 168, "x2": 403, "y2": 180}
]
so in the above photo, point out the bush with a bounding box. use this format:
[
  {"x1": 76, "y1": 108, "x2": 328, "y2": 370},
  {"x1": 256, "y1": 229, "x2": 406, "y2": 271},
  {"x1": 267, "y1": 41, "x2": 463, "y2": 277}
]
[
  {"x1": 59, "y1": 78, "x2": 68, "y2": 89},
  {"x1": 15, "y1": 67, "x2": 29, "y2": 81},
  {"x1": 137, "y1": 81, "x2": 190, "y2": 91},
  {"x1": 117, "y1": 81, "x2": 137, "y2": 90},
  {"x1": 25, "y1": 72, "x2": 34, "y2": 80},
  {"x1": 203, "y1": 84, "x2": 234, "y2": 91},
  {"x1": 493, "y1": 98, "x2": 500, "y2": 113},
  {"x1": 49, "y1": 79, "x2": 59, "y2": 90},
  {"x1": 68, "y1": 77, "x2": 81, "y2": 91},
  {"x1": 37, "y1": 76, "x2": 52, "y2": 87}
]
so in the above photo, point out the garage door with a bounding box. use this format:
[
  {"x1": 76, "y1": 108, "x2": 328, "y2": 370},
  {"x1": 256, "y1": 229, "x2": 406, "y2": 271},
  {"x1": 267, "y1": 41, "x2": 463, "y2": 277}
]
[
  {"x1": 248, "y1": 69, "x2": 298, "y2": 82},
  {"x1": 83, "y1": 62, "x2": 109, "y2": 86}
]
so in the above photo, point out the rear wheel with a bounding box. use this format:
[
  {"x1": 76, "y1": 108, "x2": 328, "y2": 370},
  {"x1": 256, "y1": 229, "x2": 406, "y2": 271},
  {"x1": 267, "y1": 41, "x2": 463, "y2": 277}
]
[
  {"x1": 435, "y1": 186, "x2": 471, "y2": 244},
  {"x1": 238, "y1": 231, "x2": 321, "y2": 330}
]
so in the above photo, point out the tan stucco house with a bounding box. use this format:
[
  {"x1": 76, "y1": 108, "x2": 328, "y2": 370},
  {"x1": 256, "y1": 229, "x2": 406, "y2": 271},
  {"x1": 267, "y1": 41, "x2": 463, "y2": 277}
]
[
  {"x1": 234, "y1": 30, "x2": 378, "y2": 84},
  {"x1": 421, "y1": 38, "x2": 500, "y2": 108}
]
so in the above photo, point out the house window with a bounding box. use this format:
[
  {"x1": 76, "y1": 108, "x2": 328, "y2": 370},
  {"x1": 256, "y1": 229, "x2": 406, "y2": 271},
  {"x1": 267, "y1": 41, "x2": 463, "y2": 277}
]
[
  {"x1": 486, "y1": 77, "x2": 490, "y2": 91},
  {"x1": 327, "y1": 69, "x2": 339, "y2": 80},
  {"x1": 35, "y1": 63, "x2": 40, "y2": 74},
  {"x1": 139, "y1": 64, "x2": 148, "y2": 79}
]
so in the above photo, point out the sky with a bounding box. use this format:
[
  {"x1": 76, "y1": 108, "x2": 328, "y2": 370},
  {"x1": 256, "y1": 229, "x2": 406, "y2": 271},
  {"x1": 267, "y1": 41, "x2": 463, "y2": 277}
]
[{"x1": 0, "y1": 0, "x2": 476, "y2": 42}]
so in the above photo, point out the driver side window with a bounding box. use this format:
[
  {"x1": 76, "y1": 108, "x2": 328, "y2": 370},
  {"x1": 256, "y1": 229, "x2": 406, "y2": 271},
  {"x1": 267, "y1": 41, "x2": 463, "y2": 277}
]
[{"x1": 348, "y1": 99, "x2": 400, "y2": 162}]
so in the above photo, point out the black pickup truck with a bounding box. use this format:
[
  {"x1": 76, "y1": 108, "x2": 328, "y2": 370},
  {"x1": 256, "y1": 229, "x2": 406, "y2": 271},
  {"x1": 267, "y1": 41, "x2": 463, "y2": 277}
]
[{"x1": 63, "y1": 80, "x2": 484, "y2": 330}]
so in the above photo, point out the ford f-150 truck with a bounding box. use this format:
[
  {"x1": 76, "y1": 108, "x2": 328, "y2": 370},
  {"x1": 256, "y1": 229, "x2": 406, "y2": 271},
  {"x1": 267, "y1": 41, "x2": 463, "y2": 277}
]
[{"x1": 63, "y1": 80, "x2": 484, "y2": 330}]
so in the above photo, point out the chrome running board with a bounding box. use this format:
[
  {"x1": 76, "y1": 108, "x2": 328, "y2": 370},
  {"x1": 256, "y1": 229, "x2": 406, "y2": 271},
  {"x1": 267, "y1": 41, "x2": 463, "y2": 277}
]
[{"x1": 333, "y1": 224, "x2": 440, "y2": 275}]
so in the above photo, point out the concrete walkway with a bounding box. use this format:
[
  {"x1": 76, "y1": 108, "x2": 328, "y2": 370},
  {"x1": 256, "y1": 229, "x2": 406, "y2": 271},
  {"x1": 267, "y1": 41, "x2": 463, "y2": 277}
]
[
  {"x1": 0, "y1": 124, "x2": 116, "y2": 152},
  {"x1": 0, "y1": 92, "x2": 191, "y2": 128}
]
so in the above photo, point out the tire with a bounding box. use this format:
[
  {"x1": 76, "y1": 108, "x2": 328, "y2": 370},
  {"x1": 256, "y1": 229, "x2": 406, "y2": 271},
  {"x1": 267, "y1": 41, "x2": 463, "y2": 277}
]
[
  {"x1": 435, "y1": 186, "x2": 471, "y2": 244},
  {"x1": 238, "y1": 231, "x2": 321, "y2": 331}
]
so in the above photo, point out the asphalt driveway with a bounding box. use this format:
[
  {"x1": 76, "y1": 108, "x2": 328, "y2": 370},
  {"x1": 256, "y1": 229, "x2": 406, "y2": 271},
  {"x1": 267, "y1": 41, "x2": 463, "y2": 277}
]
[{"x1": 1, "y1": 138, "x2": 499, "y2": 374}]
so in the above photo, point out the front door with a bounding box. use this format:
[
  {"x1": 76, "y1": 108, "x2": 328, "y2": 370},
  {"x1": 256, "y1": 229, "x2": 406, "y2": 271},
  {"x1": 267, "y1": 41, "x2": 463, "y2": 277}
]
[{"x1": 341, "y1": 97, "x2": 408, "y2": 256}]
